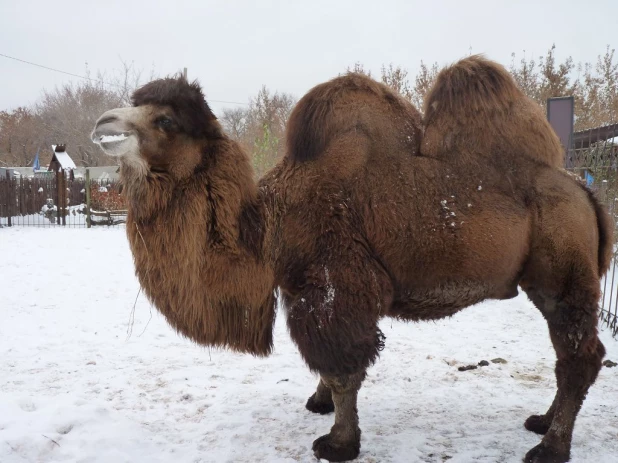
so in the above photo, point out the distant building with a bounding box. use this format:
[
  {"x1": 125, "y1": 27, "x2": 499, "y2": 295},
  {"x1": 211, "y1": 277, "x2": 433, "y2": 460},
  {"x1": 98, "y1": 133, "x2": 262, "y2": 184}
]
[
  {"x1": 48, "y1": 144, "x2": 76, "y2": 173},
  {"x1": 572, "y1": 123, "x2": 618, "y2": 150},
  {"x1": 73, "y1": 166, "x2": 120, "y2": 182},
  {"x1": 568, "y1": 123, "x2": 618, "y2": 187}
]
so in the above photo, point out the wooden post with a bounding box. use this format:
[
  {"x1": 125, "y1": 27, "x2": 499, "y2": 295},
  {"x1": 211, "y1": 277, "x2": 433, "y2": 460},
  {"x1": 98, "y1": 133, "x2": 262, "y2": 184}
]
[
  {"x1": 5, "y1": 170, "x2": 11, "y2": 227},
  {"x1": 85, "y1": 169, "x2": 92, "y2": 228},
  {"x1": 61, "y1": 171, "x2": 66, "y2": 226},
  {"x1": 55, "y1": 169, "x2": 61, "y2": 225}
]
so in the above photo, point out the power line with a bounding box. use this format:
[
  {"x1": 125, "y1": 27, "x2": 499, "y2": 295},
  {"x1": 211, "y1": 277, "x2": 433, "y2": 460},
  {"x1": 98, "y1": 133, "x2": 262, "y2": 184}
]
[
  {"x1": 0, "y1": 52, "x2": 248, "y2": 106},
  {"x1": 1, "y1": 53, "x2": 121, "y2": 88}
]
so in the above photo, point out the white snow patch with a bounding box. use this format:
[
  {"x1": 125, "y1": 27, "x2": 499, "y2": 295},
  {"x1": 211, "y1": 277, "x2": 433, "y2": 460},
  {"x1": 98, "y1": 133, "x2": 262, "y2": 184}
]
[
  {"x1": 1, "y1": 228, "x2": 617, "y2": 462},
  {"x1": 40, "y1": 204, "x2": 57, "y2": 213},
  {"x1": 324, "y1": 267, "x2": 335, "y2": 308}
]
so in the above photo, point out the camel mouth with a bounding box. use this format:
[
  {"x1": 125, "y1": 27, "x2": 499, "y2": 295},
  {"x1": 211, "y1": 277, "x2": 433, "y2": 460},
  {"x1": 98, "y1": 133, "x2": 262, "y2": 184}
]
[
  {"x1": 94, "y1": 132, "x2": 131, "y2": 147},
  {"x1": 92, "y1": 108, "x2": 139, "y2": 157},
  {"x1": 91, "y1": 127, "x2": 136, "y2": 157}
]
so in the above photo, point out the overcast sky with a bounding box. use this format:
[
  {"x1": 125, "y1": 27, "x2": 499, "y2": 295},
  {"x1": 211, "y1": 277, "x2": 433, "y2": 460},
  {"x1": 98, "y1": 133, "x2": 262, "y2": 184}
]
[{"x1": 1, "y1": 0, "x2": 616, "y2": 116}]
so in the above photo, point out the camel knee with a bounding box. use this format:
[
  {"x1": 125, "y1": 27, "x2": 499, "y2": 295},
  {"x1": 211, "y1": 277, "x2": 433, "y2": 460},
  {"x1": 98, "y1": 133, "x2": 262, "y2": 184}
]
[
  {"x1": 546, "y1": 304, "x2": 603, "y2": 358},
  {"x1": 287, "y1": 311, "x2": 385, "y2": 376},
  {"x1": 322, "y1": 371, "x2": 366, "y2": 395},
  {"x1": 555, "y1": 338, "x2": 605, "y2": 385}
]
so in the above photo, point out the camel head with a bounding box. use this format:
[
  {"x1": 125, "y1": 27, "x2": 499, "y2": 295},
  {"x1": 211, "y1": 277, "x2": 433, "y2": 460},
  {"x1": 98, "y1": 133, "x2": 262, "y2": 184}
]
[{"x1": 91, "y1": 76, "x2": 223, "y2": 181}]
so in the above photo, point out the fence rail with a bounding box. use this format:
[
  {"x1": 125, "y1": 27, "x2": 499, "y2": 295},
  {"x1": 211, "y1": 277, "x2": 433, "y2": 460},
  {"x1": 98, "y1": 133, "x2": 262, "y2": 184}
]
[{"x1": 0, "y1": 169, "x2": 126, "y2": 228}]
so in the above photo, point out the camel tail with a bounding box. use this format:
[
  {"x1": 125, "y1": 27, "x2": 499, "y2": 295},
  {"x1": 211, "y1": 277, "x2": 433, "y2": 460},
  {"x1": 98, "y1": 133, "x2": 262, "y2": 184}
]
[{"x1": 584, "y1": 186, "x2": 614, "y2": 277}]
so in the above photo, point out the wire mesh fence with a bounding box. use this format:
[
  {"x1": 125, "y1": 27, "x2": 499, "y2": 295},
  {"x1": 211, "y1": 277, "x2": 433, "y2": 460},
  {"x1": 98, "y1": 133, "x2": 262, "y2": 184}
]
[
  {"x1": 566, "y1": 124, "x2": 618, "y2": 336},
  {"x1": 0, "y1": 169, "x2": 126, "y2": 228}
]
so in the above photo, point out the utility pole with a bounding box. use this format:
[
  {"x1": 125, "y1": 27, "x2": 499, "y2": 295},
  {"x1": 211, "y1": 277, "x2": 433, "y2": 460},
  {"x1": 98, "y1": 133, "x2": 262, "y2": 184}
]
[{"x1": 183, "y1": 67, "x2": 188, "y2": 79}]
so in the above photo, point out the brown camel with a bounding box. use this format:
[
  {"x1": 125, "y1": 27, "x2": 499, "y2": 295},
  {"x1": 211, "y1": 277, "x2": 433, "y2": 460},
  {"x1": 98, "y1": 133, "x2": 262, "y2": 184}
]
[{"x1": 91, "y1": 55, "x2": 612, "y2": 463}]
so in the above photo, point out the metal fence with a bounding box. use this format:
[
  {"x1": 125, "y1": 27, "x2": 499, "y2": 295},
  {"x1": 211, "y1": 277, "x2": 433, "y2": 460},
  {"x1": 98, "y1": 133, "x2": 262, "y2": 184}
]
[
  {"x1": 566, "y1": 124, "x2": 618, "y2": 336},
  {"x1": 0, "y1": 169, "x2": 126, "y2": 228}
]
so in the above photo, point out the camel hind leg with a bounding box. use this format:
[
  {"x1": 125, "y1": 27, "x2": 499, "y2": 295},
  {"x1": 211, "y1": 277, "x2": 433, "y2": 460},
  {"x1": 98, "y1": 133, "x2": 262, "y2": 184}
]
[
  {"x1": 522, "y1": 286, "x2": 605, "y2": 462},
  {"x1": 518, "y1": 171, "x2": 611, "y2": 462},
  {"x1": 521, "y1": 262, "x2": 605, "y2": 462}
]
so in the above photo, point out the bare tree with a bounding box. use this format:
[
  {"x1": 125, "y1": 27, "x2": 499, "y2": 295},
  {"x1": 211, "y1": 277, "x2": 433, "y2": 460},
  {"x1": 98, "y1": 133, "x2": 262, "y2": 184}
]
[
  {"x1": 343, "y1": 61, "x2": 439, "y2": 110},
  {"x1": 410, "y1": 61, "x2": 439, "y2": 109},
  {"x1": 0, "y1": 107, "x2": 41, "y2": 166},
  {"x1": 35, "y1": 79, "x2": 123, "y2": 167},
  {"x1": 345, "y1": 62, "x2": 372, "y2": 77},
  {"x1": 510, "y1": 44, "x2": 618, "y2": 130},
  {"x1": 220, "y1": 107, "x2": 248, "y2": 141},
  {"x1": 0, "y1": 60, "x2": 155, "y2": 168},
  {"x1": 538, "y1": 44, "x2": 578, "y2": 102},
  {"x1": 380, "y1": 64, "x2": 414, "y2": 101},
  {"x1": 509, "y1": 52, "x2": 540, "y2": 102},
  {"x1": 596, "y1": 46, "x2": 618, "y2": 124}
]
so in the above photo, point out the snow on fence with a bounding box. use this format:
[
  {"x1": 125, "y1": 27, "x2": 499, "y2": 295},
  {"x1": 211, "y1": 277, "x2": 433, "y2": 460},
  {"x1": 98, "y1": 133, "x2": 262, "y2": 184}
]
[{"x1": 0, "y1": 169, "x2": 126, "y2": 228}]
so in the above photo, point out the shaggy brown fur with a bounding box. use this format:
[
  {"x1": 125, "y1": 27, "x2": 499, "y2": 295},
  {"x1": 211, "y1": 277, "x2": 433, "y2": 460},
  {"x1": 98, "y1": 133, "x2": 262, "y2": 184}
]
[
  {"x1": 92, "y1": 58, "x2": 612, "y2": 463},
  {"x1": 423, "y1": 55, "x2": 565, "y2": 168},
  {"x1": 96, "y1": 77, "x2": 276, "y2": 356}
]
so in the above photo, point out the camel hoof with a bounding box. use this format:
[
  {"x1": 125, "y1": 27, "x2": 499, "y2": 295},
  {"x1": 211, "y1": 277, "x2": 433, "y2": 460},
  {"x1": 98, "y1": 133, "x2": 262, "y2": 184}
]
[
  {"x1": 524, "y1": 443, "x2": 570, "y2": 463},
  {"x1": 312, "y1": 433, "x2": 360, "y2": 462},
  {"x1": 524, "y1": 415, "x2": 551, "y2": 435},
  {"x1": 306, "y1": 393, "x2": 334, "y2": 414}
]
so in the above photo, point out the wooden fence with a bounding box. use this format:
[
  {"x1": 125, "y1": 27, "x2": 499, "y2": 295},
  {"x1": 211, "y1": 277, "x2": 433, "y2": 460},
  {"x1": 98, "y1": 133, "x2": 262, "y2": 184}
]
[{"x1": 0, "y1": 169, "x2": 126, "y2": 228}]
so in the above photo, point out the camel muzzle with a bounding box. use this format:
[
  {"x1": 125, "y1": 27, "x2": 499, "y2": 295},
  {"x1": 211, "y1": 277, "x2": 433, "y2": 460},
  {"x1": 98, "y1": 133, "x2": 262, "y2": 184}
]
[{"x1": 92, "y1": 108, "x2": 139, "y2": 157}]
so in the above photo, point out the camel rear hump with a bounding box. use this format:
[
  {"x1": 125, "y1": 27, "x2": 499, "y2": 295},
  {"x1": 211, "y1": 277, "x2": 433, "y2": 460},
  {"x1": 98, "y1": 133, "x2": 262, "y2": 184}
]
[{"x1": 422, "y1": 55, "x2": 564, "y2": 168}]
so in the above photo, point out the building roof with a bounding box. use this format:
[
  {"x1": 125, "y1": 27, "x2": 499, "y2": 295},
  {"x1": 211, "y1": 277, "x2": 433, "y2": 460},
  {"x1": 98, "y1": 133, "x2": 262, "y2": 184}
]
[
  {"x1": 50, "y1": 145, "x2": 76, "y2": 170},
  {"x1": 73, "y1": 166, "x2": 120, "y2": 181},
  {"x1": 1, "y1": 167, "x2": 43, "y2": 178},
  {"x1": 573, "y1": 123, "x2": 618, "y2": 149}
]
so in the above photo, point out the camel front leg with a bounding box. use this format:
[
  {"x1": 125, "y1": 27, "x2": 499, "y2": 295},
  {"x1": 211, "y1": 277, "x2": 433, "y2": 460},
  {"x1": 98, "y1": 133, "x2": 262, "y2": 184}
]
[
  {"x1": 312, "y1": 372, "x2": 365, "y2": 462},
  {"x1": 306, "y1": 377, "x2": 335, "y2": 414}
]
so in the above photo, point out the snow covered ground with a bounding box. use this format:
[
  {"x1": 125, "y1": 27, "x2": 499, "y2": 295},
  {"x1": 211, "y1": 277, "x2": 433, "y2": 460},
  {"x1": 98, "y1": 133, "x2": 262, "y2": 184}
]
[{"x1": 1, "y1": 227, "x2": 617, "y2": 463}]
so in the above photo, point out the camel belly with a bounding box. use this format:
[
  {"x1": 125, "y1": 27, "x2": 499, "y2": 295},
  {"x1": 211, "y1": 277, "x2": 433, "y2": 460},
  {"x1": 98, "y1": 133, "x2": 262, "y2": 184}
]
[{"x1": 374, "y1": 203, "x2": 531, "y2": 320}]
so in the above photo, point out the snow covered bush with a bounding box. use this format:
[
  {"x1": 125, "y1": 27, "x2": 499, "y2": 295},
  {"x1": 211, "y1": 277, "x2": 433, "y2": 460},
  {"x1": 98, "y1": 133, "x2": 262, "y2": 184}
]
[{"x1": 90, "y1": 183, "x2": 126, "y2": 211}]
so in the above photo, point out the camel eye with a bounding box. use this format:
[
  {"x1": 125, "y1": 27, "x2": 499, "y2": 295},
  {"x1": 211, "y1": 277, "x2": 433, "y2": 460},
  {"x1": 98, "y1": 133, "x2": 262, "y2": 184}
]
[{"x1": 155, "y1": 116, "x2": 173, "y2": 129}]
